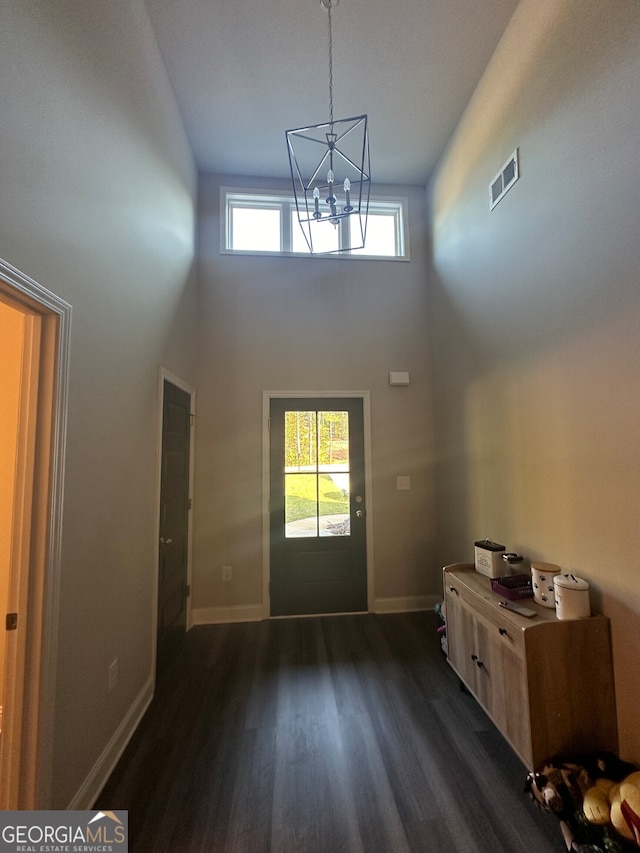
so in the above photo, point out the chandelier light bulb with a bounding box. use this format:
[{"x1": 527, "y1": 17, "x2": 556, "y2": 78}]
[
  {"x1": 326, "y1": 169, "x2": 336, "y2": 207},
  {"x1": 343, "y1": 177, "x2": 352, "y2": 212}
]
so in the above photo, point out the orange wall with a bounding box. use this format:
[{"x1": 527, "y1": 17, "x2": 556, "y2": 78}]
[{"x1": 0, "y1": 300, "x2": 25, "y2": 716}]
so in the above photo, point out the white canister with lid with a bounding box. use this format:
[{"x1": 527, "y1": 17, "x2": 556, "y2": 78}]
[
  {"x1": 553, "y1": 573, "x2": 591, "y2": 620},
  {"x1": 531, "y1": 562, "x2": 561, "y2": 608}
]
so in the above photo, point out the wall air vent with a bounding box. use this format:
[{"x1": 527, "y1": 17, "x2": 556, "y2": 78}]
[{"x1": 489, "y1": 148, "x2": 519, "y2": 210}]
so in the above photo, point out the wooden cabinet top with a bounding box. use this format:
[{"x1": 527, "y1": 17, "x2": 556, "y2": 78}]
[{"x1": 443, "y1": 562, "x2": 607, "y2": 633}]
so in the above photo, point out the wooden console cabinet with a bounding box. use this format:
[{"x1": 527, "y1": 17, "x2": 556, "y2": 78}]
[{"x1": 443, "y1": 563, "x2": 618, "y2": 770}]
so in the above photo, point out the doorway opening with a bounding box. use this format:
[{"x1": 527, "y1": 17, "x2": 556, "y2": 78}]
[
  {"x1": 155, "y1": 371, "x2": 195, "y2": 679},
  {"x1": 0, "y1": 260, "x2": 70, "y2": 809}
]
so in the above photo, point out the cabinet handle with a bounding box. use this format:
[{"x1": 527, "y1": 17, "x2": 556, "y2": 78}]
[
  {"x1": 499, "y1": 627, "x2": 508, "y2": 636},
  {"x1": 449, "y1": 585, "x2": 458, "y2": 594}
]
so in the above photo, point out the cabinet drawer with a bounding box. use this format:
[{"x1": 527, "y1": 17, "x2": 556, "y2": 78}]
[
  {"x1": 445, "y1": 573, "x2": 526, "y2": 651},
  {"x1": 474, "y1": 603, "x2": 526, "y2": 658}
]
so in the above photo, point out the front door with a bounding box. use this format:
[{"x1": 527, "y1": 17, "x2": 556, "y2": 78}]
[
  {"x1": 269, "y1": 397, "x2": 367, "y2": 616},
  {"x1": 157, "y1": 380, "x2": 191, "y2": 675}
]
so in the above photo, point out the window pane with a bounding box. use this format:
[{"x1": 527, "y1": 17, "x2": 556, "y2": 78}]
[
  {"x1": 291, "y1": 213, "x2": 340, "y2": 254},
  {"x1": 284, "y1": 411, "x2": 317, "y2": 469},
  {"x1": 317, "y1": 411, "x2": 349, "y2": 470},
  {"x1": 285, "y1": 473, "x2": 318, "y2": 538},
  {"x1": 319, "y1": 473, "x2": 350, "y2": 537},
  {"x1": 231, "y1": 206, "x2": 281, "y2": 251},
  {"x1": 351, "y1": 213, "x2": 397, "y2": 256}
]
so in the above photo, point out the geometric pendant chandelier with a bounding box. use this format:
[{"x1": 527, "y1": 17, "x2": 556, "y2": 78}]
[{"x1": 286, "y1": 0, "x2": 371, "y2": 254}]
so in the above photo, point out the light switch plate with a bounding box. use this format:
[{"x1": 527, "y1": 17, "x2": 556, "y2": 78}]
[{"x1": 397, "y1": 475, "x2": 411, "y2": 491}]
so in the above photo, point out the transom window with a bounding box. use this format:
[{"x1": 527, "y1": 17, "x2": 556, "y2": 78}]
[{"x1": 222, "y1": 188, "x2": 408, "y2": 260}]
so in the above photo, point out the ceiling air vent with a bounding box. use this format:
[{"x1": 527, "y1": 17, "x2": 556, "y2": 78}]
[{"x1": 489, "y1": 148, "x2": 519, "y2": 211}]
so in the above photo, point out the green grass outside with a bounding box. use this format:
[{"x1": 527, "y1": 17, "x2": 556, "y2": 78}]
[{"x1": 285, "y1": 474, "x2": 349, "y2": 523}]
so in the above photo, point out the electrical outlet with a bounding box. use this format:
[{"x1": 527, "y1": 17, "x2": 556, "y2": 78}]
[
  {"x1": 108, "y1": 658, "x2": 119, "y2": 693},
  {"x1": 222, "y1": 565, "x2": 232, "y2": 582},
  {"x1": 397, "y1": 475, "x2": 411, "y2": 491}
]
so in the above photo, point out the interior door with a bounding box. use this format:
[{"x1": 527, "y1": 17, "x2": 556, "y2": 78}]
[
  {"x1": 269, "y1": 397, "x2": 367, "y2": 617},
  {"x1": 157, "y1": 380, "x2": 191, "y2": 674}
]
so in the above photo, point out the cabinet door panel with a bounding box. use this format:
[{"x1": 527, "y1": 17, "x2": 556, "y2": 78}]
[
  {"x1": 445, "y1": 588, "x2": 478, "y2": 690},
  {"x1": 499, "y1": 644, "x2": 531, "y2": 765},
  {"x1": 473, "y1": 618, "x2": 494, "y2": 709}
]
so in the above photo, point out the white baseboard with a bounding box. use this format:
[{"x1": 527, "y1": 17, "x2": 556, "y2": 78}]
[
  {"x1": 374, "y1": 595, "x2": 439, "y2": 614},
  {"x1": 193, "y1": 599, "x2": 438, "y2": 622},
  {"x1": 192, "y1": 604, "x2": 264, "y2": 625},
  {"x1": 68, "y1": 676, "x2": 154, "y2": 810}
]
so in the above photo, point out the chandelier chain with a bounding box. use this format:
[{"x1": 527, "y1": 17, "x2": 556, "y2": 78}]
[{"x1": 327, "y1": 0, "x2": 334, "y2": 126}]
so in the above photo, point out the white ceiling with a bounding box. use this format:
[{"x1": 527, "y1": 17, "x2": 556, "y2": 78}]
[{"x1": 143, "y1": 0, "x2": 520, "y2": 186}]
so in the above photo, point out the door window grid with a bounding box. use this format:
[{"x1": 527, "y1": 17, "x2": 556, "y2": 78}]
[{"x1": 284, "y1": 411, "x2": 350, "y2": 538}]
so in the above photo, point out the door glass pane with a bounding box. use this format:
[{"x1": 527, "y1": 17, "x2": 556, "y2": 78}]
[
  {"x1": 285, "y1": 411, "x2": 317, "y2": 469},
  {"x1": 318, "y1": 411, "x2": 349, "y2": 469},
  {"x1": 285, "y1": 473, "x2": 318, "y2": 537},
  {"x1": 319, "y1": 473, "x2": 350, "y2": 537},
  {"x1": 284, "y1": 410, "x2": 351, "y2": 538}
]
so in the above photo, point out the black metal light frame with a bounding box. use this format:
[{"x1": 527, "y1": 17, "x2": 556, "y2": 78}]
[{"x1": 285, "y1": 0, "x2": 371, "y2": 255}]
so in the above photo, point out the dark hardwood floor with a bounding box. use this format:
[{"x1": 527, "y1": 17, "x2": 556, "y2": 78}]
[{"x1": 97, "y1": 612, "x2": 565, "y2": 853}]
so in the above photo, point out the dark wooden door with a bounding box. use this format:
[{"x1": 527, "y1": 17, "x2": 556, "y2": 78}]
[
  {"x1": 269, "y1": 397, "x2": 367, "y2": 616},
  {"x1": 157, "y1": 380, "x2": 191, "y2": 674}
]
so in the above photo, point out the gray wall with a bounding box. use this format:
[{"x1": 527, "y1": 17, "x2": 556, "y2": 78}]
[
  {"x1": 0, "y1": 1, "x2": 197, "y2": 806},
  {"x1": 195, "y1": 176, "x2": 436, "y2": 617},
  {"x1": 429, "y1": 0, "x2": 640, "y2": 763}
]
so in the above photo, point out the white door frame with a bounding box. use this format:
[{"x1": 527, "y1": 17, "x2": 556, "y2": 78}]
[
  {"x1": 0, "y1": 258, "x2": 71, "y2": 809},
  {"x1": 262, "y1": 390, "x2": 375, "y2": 619},
  {"x1": 153, "y1": 370, "x2": 196, "y2": 677}
]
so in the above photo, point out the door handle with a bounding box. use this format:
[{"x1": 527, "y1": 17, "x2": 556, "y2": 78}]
[
  {"x1": 160, "y1": 537, "x2": 173, "y2": 545},
  {"x1": 355, "y1": 510, "x2": 364, "y2": 518}
]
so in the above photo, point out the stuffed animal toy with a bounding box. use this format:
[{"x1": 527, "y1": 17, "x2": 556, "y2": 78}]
[
  {"x1": 526, "y1": 753, "x2": 638, "y2": 852},
  {"x1": 527, "y1": 761, "x2": 592, "y2": 816},
  {"x1": 583, "y1": 771, "x2": 640, "y2": 846},
  {"x1": 619, "y1": 772, "x2": 640, "y2": 844}
]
